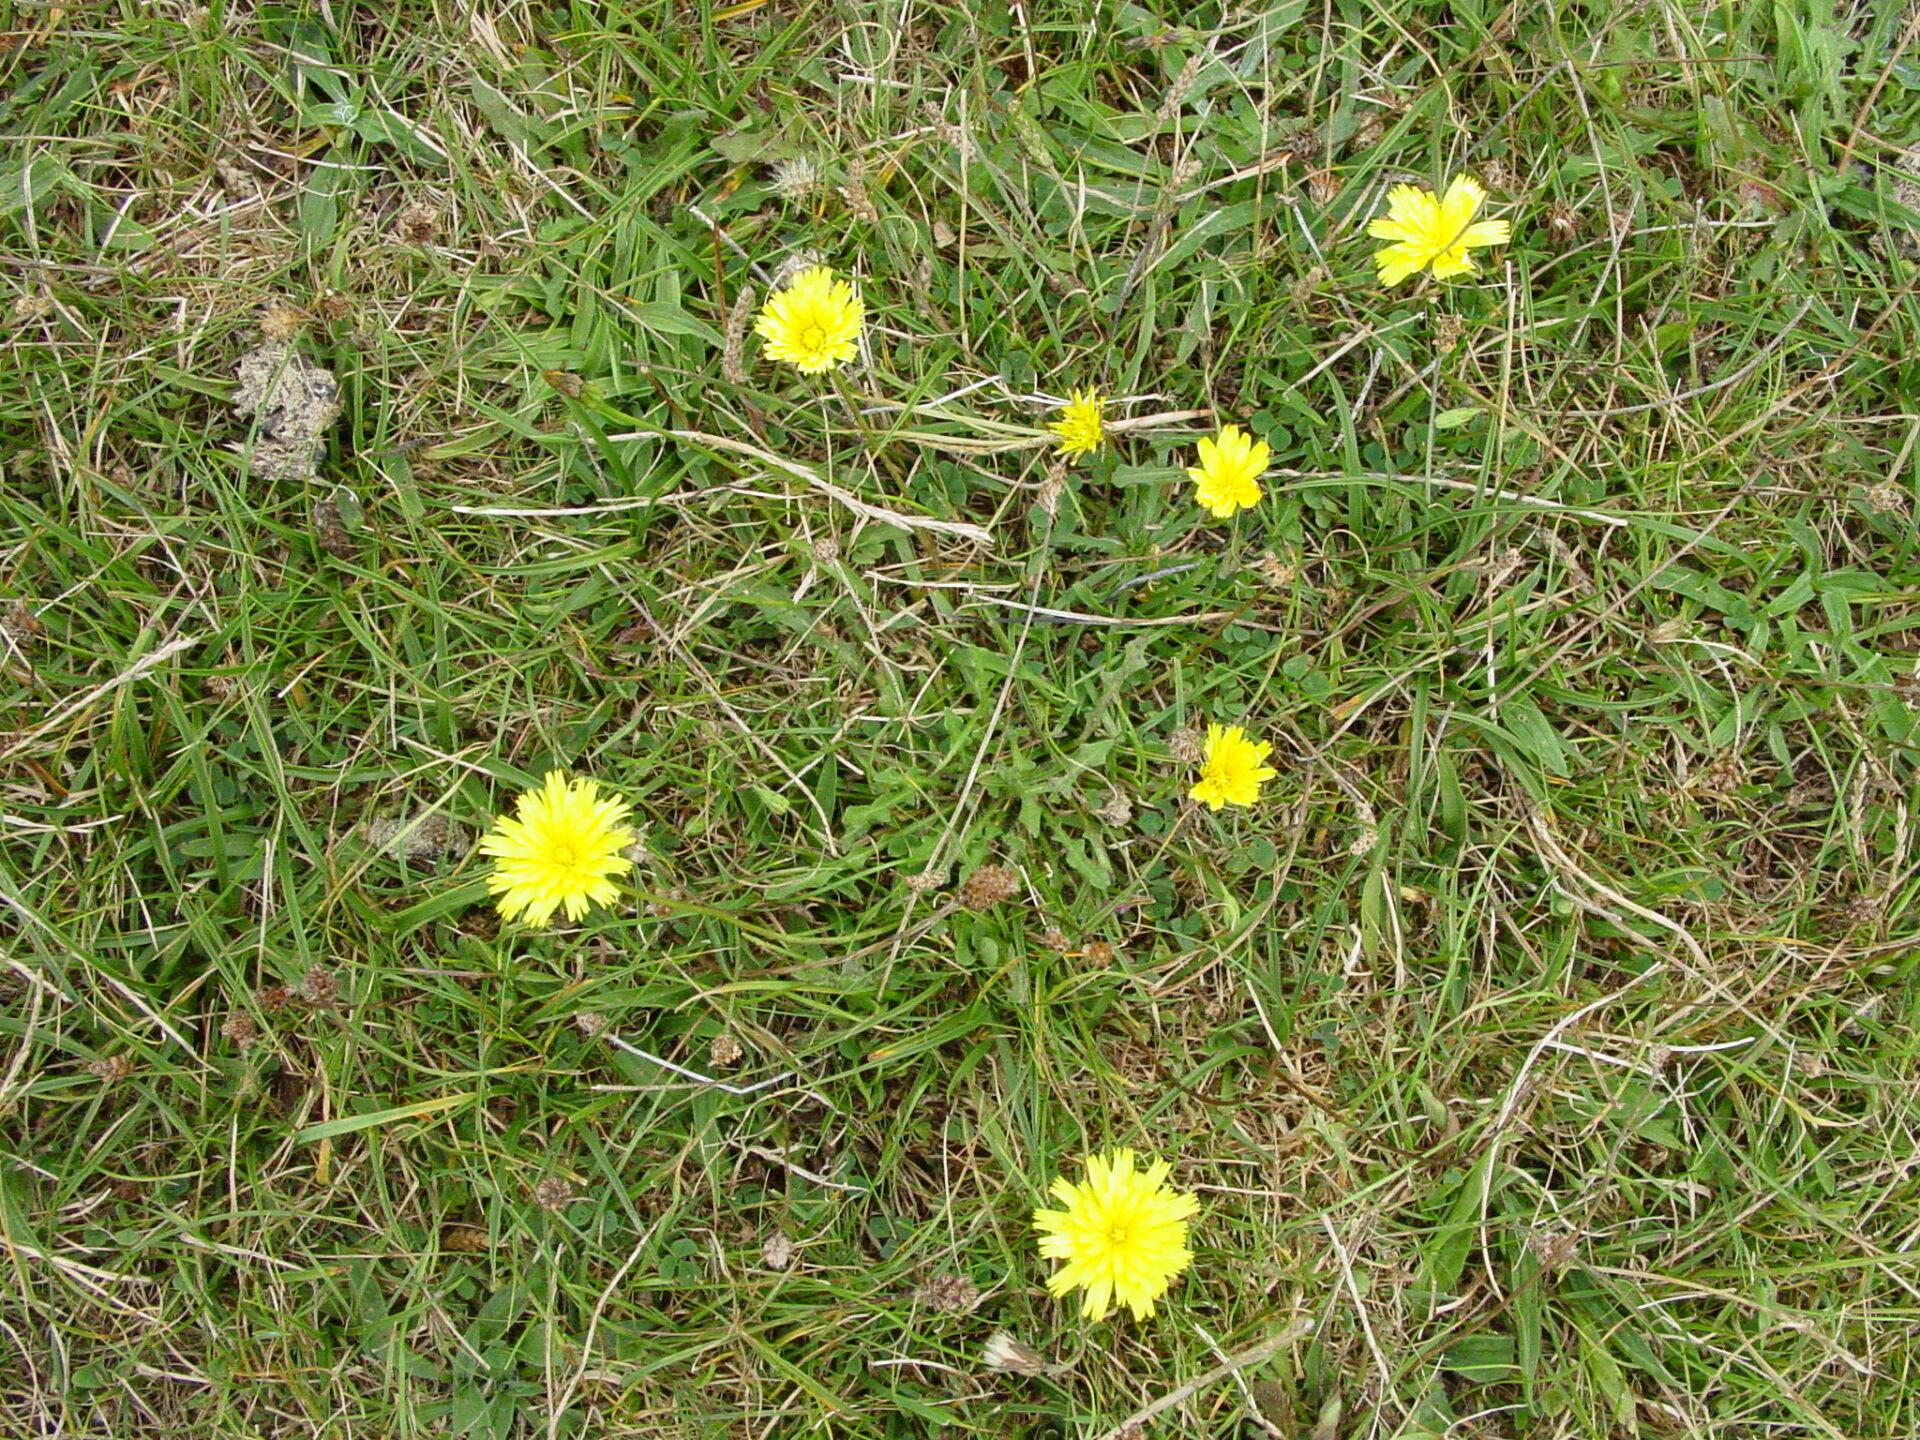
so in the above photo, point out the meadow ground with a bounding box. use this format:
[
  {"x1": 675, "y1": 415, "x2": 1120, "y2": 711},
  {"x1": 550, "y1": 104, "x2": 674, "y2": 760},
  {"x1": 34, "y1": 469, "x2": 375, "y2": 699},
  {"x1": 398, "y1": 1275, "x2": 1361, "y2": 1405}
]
[{"x1": 4, "y1": 1, "x2": 1920, "y2": 1436}]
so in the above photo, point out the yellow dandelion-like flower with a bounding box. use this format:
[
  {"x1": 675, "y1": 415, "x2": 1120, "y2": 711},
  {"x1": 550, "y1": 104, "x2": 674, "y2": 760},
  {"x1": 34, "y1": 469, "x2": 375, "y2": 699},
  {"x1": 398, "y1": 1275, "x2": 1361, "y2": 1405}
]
[
  {"x1": 1189, "y1": 724, "x2": 1277, "y2": 811},
  {"x1": 1187, "y1": 424, "x2": 1270, "y2": 518},
  {"x1": 753, "y1": 265, "x2": 864, "y2": 374},
  {"x1": 477, "y1": 771, "x2": 635, "y2": 926},
  {"x1": 1366, "y1": 175, "x2": 1512, "y2": 286},
  {"x1": 1033, "y1": 1148, "x2": 1199, "y2": 1322},
  {"x1": 1048, "y1": 389, "x2": 1106, "y2": 461}
]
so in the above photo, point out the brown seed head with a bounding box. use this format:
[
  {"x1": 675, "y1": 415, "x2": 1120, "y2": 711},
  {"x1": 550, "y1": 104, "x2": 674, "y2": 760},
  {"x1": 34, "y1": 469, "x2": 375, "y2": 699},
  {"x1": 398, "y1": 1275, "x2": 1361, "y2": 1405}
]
[
  {"x1": 220, "y1": 1012, "x2": 260, "y2": 1048},
  {"x1": 0, "y1": 601, "x2": 41, "y2": 646},
  {"x1": 258, "y1": 302, "x2": 307, "y2": 340},
  {"x1": 441, "y1": 1223, "x2": 491, "y2": 1254},
  {"x1": 958, "y1": 864, "x2": 1021, "y2": 911},
  {"x1": 312, "y1": 500, "x2": 356, "y2": 558},
  {"x1": 88, "y1": 1054, "x2": 136, "y2": 1083},
  {"x1": 293, "y1": 967, "x2": 339, "y2": 1008},
  {"x1": 532, "y1": 1177, "x2": 575, "y2": 1210},
  {"x1": 915, "y1": 1272, "x2": 982, "y2": 1313},
  {"x1": 394, "y1": 201, "x2": 440, "y2": 244},
  {"x1": 1865, "y1": 481, "x2": 1911, "y2": 516}
]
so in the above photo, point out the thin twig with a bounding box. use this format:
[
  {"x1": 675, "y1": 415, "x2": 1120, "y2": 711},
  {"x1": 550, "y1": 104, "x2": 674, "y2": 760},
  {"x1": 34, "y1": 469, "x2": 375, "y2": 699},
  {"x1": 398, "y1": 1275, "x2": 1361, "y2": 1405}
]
[
  {"x1": 601, "y1": 1031, "x2": 792, "y2": 1096},
  {"x1": 657, "y1": 427, "x2": 995, "y2": 548}
]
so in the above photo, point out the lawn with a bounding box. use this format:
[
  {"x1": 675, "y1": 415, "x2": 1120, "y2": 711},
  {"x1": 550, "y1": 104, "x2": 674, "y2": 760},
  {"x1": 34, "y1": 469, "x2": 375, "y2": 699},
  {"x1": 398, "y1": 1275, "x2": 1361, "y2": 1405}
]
[{"x1": 4, "y1": 1, "x2": 1920, "y2": 1437}]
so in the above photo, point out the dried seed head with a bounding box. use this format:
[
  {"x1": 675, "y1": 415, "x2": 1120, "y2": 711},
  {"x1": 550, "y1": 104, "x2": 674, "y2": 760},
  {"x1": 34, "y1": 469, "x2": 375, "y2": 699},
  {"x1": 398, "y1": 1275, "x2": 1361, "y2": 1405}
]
[
  {"x1": 0, "y1": 600, "x2": 41, "y2": 647},
  {"x1": 1082, "y1": 939, "x2": 1116, "y2": 966},
  {"x1": 1258, "y1": 553, "x2": 1299, "y2": 587},
  {"x1": 915, "y1": 1272, "x2": 982, "y2": 1313},
  {"x1": 532, "y1": 1177, "x2": 575, "y2": 1210},
  {"x1": 770, "y1": 250, "x2": 823, "y2": 289},
  {"x1": 1527, "y1": 1227, "x2": 1580, "y2": 1271},
  {"x1": 958, "y1": 864, "x2": 1021, "y2": 911},
  {"x1": 1865, "y1": 481, "x2": 1911, "y2": 516},
  {"x1": 312, "y1": 499, "x2": 356, "y2": 558},
  {"x1": 904, "y1": 866, "x2": 945, "y2": 894},
  {"x1": 394, "y1": 201, "x2": 440, "y2": 244},
  {"x1": 1094, "y1": 789, "x2": 1133, "y2": 827},
  {"x1": 258, "y1": 302, "x2": 307, "y2": 340},
  {"x1": 809, "y1": 535, "x2": 841, "y2": 565},
  {"x1": 707, "y1": 1031, "x2": 744, "y2": 1069},
  {"x1": 761, "y1": 1232, "x2": 795, "y2": 1270},
  {"x1": 1035, "y1": 463, "x2": 1067, "y2": 521},
  {"x1": 839, "y1": 157, "x2": 879, "y2": 223},
  {"x1": 220, "y1": 1012, "x2": 260, "y2": 1049},
  {"x1": 1692, "y1": 754, "x2": 1744, "y2": 798},
  {"x1": 1844, "y1": 892, "x2": 1886, "y2": 927},
  {"x1": 1543, "y1": 199, "x2": 1579, "y2": 249},
  {"x1": 1154, "y1": 51, "x2": 1206, "y2": 123},
  {"x1": 982, "y1": 1329, "x2": 1062, "y2": 1376},
  {"x1": 365, "y1": 812, "x2": 464, "y2": 860},
  {"x1": 88, "y1": 1054, "x2": 136, "y2": 1083},
  {"x1": 767, "y1": 156, "x2": 825, "y2": 202},
  {"x1": 292, "y1": 967, "x2": 339, "y2": 1008},
  {"x1": 645, "y1": 884, "x2": 692, "y2": 917},
  {"x1": 722, "y1": 282, "x2": 756, "y2": 385},
  {"x1": 574, "y1": 1011, "x2": 609, "y2": 1038},
  {"x1": 1038, "y1": 926, "x2": 1071, "y2": 952},
  {"x1": 441, "y1": 1223, "x2": 491, "y2": 1254},
  {"x1": 1169, "y1": 727, "x2": 1205, "y2": 764}
]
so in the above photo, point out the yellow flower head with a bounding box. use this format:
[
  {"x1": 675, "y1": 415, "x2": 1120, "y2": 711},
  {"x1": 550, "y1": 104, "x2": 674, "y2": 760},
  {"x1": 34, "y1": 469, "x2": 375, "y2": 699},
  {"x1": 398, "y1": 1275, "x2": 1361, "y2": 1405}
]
[
  {"x1": 477, "y1": 771, "x2": 635, "y2": 926},
  {"x1": 1187, "y1": 424, "x2": 1270, "y2": 518},
  {"x1": 1048, "y1": 389, "x2": 1106, "y2": 461},
  {"x1": 1366, "y1": 175, "x2": 1512, "y2": 286},
  {"x1": 1033, "y1": 1148, "x2": 1199, "y2": 1322},
  {"x1": 1189, "y1": 724, "x2": 1277, "y2": 810},
  {"x1": 753, "y1": 265, "x2": 864, "y2": 374}
]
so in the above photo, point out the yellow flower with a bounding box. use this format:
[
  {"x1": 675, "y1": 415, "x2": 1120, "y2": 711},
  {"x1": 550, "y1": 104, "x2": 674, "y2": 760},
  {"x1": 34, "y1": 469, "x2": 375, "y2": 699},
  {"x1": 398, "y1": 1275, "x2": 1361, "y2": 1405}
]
[
  {"x1": 1048, "y1": 389, "x2": 1105, "y2": 461},
  {"x1": 753, "y1": 266, "x2": 864, "y2": 374},
  {"x1": 1187, "y1": 424, "x2": 1270, "y2": 518},
  {"x1": 1367, "y1": 175, "x2": 1512, "y2": 286},
  {"x1": 1033, "y1": 1148, "x2": 1199, "y2": 1322},
  {"x1": 477, "y1": 771, "x2": 635, "y2": 926},
  {"x1": 1189, "y1": 724, "x2": 1277, "y2": 810}
]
